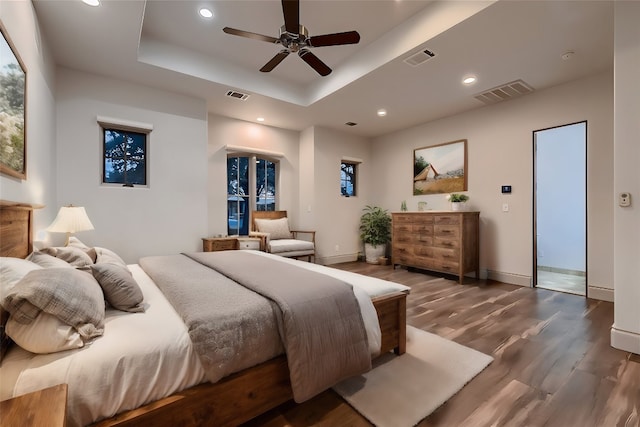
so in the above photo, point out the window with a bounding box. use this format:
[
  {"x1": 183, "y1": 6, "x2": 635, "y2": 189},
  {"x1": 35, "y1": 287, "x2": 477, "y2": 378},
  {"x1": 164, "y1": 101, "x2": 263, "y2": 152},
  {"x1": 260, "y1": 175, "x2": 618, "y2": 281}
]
[
  {"x1": 341, "y1": 161, "x2": 357, "y2": 197},
  {"x1": 227, "y1": 155, "x2": 278, "y2": 235},
  {"x1": 99, "y1": 117, "x2": 152, "y2": 187}
]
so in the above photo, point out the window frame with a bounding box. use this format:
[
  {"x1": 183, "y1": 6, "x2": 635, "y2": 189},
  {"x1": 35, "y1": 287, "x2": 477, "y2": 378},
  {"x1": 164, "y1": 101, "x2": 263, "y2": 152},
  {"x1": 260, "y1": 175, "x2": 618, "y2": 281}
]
[
  {"x1": 340, "y1": 160, "x2": 358, "y2": 197},
  {"x1": 98, "y1": 117, "x2": 152, "y2": 188}
]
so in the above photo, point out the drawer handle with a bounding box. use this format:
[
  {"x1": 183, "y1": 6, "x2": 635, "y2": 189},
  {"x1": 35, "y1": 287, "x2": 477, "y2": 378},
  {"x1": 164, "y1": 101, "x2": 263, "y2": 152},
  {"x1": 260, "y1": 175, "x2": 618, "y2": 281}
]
[
  {"x1": 442, "y1": 242, "x2": 453, "y2": 247},
  {"x1": 441, "y1": 230, "x2": 452, "y2": 233}
]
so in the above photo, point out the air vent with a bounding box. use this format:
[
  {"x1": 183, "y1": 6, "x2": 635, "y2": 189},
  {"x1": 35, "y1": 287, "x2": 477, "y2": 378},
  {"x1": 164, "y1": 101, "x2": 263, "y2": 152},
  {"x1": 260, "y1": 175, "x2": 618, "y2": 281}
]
[
  {"x1": 403, "y1": 49, "x2": 436, "y2": 67},
  {"x1": 345, "y1": 122, "x2": 358, "y2": 127},
  {"x1": 474, "y1": 80, "x2": 534, "y2": 105},
  {"x1": 226, "y1": 90, "x2": 250, "y2": 101}
]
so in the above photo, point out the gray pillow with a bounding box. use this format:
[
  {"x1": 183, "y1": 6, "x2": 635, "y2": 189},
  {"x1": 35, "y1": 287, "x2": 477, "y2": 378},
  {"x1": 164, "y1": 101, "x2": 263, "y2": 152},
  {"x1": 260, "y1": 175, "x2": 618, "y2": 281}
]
[
  {"x1": 90, "y1": 263, "x2": 144, "y2": 313},
  {"x1": 26, "y1": 251, "x2": 73, "y2": 269},
  {"x1": 3, "y1": 268, "x2": 105, "y2": 341},
  {"x1": 95, "y1": 247, "x2": 127, "y2": 268},
  {"x1": 40, "y1": 246, "x2": 95, "y2": 269}
]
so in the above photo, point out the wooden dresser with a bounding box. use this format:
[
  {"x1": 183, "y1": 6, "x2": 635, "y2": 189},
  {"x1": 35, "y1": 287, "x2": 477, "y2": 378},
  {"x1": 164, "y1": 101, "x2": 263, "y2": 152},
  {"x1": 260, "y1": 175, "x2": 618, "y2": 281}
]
[{"x1": 391, "y1": 211, "x2": 480, "y2": 284}]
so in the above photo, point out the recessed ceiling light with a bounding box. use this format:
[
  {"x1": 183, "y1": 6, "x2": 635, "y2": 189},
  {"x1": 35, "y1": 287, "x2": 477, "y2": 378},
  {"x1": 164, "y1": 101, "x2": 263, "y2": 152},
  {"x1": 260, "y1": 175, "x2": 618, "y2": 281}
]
[
  {"x1": 82, "y1": 0, "x2": 100, "y2": 6},
  {"x1": 199, "y1": 8, "x2": 213, "y2": 18},
  {"x1": 561, "y1": 51, "x2": 575, "y2": 61},
  {"x1": 377, "y1": 109, "x2": 387, "y2": 117},
  {"x1": 257, "y1": 117, "x2": 265, "y2": 122},
  {"x1": 462, "y1": 75, "x2": 477, "y2": 85}
]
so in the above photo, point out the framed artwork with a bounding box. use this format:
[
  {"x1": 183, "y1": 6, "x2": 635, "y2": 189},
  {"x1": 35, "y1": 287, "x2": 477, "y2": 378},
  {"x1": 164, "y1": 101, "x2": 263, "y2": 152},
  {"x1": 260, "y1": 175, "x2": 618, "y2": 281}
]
[
  {"x1": 0, "y1": 24, "x2": 27, "y2": 180},
  {"x1": 413, "y1": 139, "x2": 467, "y2": 195}
]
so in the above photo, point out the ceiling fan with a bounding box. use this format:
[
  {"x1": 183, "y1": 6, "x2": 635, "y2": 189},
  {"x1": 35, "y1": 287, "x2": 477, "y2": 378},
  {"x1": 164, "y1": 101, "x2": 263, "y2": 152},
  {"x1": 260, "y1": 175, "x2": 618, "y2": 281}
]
[{"x1": 222, "y1": 0, "x2": 360, "y2": 76}]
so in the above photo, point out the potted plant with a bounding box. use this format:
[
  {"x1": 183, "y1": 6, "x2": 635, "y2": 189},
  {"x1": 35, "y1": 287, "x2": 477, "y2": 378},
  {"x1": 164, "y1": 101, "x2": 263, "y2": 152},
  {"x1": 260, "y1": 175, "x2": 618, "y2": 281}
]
[
  {"x1": 447, "y1": 193, "x2": 469, "y2": 211},
  {"x1": 359, "y1": 205, "x2": 392, "y2": 264}
]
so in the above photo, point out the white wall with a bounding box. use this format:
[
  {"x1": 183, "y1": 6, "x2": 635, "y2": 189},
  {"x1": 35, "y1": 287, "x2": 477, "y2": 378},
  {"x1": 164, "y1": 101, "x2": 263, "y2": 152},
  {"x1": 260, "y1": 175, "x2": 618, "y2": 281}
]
[
  {"x1": 207, "y1": 114, "x2": 300, "y2": 235},
  {"x1": 611, "y1": 1, "x2": 640, "y2": 354},
  {"x1": 311, "y1": 126, "x2": 372, "y2": 264},
  {"x1": 371, "y1": 72, "x2": 614, "y2": 294},
  {"x1": 55, "y1": 68, "x2": 208, "y2": 263},
  {"x1": 0, "y1": 2, "x2": 58, "y2": 234}
]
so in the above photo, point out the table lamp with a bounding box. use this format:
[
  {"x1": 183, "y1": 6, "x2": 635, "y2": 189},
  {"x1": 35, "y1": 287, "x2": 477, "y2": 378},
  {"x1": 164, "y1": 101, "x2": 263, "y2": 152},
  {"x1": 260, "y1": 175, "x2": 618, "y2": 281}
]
[{"x1": 46, "y1": 205, "x2": 95, "y2": 245}]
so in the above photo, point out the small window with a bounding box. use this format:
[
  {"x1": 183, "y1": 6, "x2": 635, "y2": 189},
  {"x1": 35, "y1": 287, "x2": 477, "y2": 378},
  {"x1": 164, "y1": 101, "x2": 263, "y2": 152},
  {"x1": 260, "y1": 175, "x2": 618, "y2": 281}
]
[
  {"x1": 340, "y1": 161, "x2": 357, "y2": 197},
  {"x1": 101, "y1": 127, "x2": 148, "y2": 186}
]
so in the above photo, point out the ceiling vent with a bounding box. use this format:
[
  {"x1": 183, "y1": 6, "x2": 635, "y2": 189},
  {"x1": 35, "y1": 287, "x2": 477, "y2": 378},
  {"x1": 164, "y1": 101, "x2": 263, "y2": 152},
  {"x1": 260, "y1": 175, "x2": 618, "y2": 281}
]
[
  {"x1": 403, "y1": 49, "x2": 436, "y2": 67},
  {"x1": 226, "y1": 90, "x2": 250, "y2": 101},
  {"x1": 345, "y1": 122, "x2": 358, "y2": 127},
  {"x1": 474, "y1": 80, "x2": 534, "y2": 105}
]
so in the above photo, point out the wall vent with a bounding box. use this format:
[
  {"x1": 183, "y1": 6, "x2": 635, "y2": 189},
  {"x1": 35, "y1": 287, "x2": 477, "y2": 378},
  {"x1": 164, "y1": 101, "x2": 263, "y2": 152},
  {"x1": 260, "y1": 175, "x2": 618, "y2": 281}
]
[
  {"x1": 345, "y1": 122, "x2": 358, "y2": 127},
  {"x1": 226, "y1": 90, "x2": 250, "y2": 101},
  {"x1": 474, "y1": 80, "x2": 534, "y2": 105},
  {"x1": 403, "y1": 49, "x2": 436, "y2": 67}
]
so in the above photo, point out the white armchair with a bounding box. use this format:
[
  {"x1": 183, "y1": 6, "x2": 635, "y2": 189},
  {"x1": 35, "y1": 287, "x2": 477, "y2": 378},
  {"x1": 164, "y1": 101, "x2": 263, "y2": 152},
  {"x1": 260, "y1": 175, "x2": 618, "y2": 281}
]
[{"x1": 250, "y1": 211, "x2": 315, "y2": 262}]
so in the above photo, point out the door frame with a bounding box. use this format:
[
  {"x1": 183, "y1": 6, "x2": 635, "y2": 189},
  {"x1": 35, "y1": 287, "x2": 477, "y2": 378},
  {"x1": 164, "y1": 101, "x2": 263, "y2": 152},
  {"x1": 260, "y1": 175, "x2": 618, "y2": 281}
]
[{"x1": 532, "y1": 120, "x2": 588, "y2": 296}]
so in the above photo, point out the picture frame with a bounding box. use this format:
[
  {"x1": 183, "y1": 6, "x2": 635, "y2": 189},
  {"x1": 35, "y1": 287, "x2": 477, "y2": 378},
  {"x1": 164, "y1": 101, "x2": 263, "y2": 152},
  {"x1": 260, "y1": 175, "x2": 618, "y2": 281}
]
[
  {"x1": 413, "y1": 139, "x2": 467, "y2": 195},
  {"x1": 0, "y1": 24, "x2": 27, "y2": 180}
]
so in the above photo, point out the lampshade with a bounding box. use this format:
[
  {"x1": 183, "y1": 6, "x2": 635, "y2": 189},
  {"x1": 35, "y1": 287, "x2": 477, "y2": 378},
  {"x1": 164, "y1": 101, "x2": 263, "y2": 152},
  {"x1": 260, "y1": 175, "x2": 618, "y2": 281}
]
[{"x1": 46, "y1": 206, "x2": 94, "y2": 244}]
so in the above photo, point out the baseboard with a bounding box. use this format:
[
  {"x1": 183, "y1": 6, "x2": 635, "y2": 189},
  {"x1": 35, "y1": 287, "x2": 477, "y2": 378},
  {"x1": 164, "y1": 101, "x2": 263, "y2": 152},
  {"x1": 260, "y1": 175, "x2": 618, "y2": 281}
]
[
  {"x1": 486, "y1": 270, "x2": 532, "y2": 287},
  {"x1": 611, "y1": 325, "x2": 640, "y2": 355},
  {"x1": 318, "y1": 253, "x2": 359, "y2": 266},
  {"x1": 587, "y1": 285, "x2": 614, "y2": 302},
  {"x1": 537, "y1": 265, "x2": 586, "y2": 277}
]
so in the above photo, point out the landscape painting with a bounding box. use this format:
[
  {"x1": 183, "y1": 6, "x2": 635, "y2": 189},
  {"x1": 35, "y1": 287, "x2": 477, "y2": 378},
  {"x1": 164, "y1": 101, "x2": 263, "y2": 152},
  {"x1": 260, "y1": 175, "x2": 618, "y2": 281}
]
[
  {"x1": 0, "y1": 25, "x2": 27, "y2": 179},
  {"x1": 413, "y1": 139, "x2": 467, "y2": 195}
]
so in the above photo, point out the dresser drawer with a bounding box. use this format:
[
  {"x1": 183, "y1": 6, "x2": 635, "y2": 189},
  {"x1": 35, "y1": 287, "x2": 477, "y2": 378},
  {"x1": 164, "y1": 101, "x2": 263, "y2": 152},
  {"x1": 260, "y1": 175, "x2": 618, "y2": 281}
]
[
  {"x1": 394, "y1": 214, "x2": 434, "y2": 225},
  {"x1": 431, "y1": 259, "x2": 460, "y2": 274},
  {"x1": 238, "y1": 238, "x2": 261, "y2": 250},
  {"x1": 434, "y1": 235, "x2": 460, "y2": 249},
  {"x1": 434, "y1": 214, "x2": 462, "y2": 225},
  {"x1": 432, "y1": 246, "x2": 459, "y2": 262},
  {"x1": 434, "y1": 224, "x2": 460, "y2": 239}
]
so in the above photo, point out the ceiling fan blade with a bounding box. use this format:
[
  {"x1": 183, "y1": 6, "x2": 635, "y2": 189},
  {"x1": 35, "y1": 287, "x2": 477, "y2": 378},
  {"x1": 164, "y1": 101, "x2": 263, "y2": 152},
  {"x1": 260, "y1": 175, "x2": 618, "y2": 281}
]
[
  {"x1": 299, "y1": 49, "x2": 332, "y2": 76},
  {"x1": 260, "y1": 50, "x2": 290, "y2": 72},
  {"x1": 308, "y1": 31, "x2": 361, "y2": 47},
  {"x1": 281, "y1": 0, "x2": 299, "y2": 34},
  {"x1": 223, "y1": 27, "x2": 279, "y2": 44}
]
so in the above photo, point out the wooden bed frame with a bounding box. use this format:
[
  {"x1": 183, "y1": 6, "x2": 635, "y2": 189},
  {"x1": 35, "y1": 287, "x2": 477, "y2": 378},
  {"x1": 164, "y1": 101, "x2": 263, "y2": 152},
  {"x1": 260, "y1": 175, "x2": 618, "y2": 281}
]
[{"x1": 0, "y1": 201, "x2": 407, "y2": 427}]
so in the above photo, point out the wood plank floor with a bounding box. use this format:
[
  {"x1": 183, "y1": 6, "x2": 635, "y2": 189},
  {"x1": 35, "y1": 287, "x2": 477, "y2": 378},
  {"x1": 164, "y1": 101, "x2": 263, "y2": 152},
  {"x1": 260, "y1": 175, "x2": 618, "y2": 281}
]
[{"x1": 243, "y1": 262, "x2": 640, "y2": 427}]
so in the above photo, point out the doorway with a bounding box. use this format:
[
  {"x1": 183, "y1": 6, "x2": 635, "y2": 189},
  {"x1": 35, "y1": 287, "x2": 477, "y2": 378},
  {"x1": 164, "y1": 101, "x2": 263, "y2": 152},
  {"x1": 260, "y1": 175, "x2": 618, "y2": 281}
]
[{"x1": 533, "y1": 121, "x2": 587, "y2": 296}]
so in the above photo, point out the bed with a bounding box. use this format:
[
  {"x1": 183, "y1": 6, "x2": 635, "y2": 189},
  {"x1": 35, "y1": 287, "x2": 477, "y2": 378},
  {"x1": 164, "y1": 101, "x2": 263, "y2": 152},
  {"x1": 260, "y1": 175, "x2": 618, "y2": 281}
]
[{"x1": 0, "y1": 201, "x2": 409, "y2": 426}]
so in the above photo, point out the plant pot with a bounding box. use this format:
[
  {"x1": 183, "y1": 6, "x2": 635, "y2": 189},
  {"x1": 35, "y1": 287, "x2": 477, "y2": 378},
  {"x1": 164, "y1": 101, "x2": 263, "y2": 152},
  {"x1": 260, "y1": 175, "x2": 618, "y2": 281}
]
[
  {"x1": 364, "y1": 243, "x2": 386, "y2": 264},
  {"x1": 451, "y1": 202, "x2": 464, "y2": 211}
]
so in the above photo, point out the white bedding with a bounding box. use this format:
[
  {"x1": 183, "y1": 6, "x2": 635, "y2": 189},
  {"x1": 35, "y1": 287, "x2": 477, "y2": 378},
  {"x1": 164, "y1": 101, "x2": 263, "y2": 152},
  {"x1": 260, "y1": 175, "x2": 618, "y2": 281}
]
[{"x1": 0, "y1": 256, "x2": 409, "y2": 427}]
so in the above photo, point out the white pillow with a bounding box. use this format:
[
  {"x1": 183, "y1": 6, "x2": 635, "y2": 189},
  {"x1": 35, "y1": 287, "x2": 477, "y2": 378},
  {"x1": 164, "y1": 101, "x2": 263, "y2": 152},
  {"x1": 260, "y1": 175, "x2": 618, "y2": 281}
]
[
  {"x1": 0, "y1": 257, "x2": 42, "y2": 307},
  {"x1": 254, "y1": 217, "x2": 292, "y2": 240},
  {"x1": 6, "y1": 311, "x2": 84, "y2": 354}
]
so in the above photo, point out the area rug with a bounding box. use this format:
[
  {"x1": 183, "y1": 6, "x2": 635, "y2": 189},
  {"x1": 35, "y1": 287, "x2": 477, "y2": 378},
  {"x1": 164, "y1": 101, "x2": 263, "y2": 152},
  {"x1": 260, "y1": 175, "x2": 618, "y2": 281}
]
[{"x1": 333, "y1": 325, "x2": 493, "y2": 427}]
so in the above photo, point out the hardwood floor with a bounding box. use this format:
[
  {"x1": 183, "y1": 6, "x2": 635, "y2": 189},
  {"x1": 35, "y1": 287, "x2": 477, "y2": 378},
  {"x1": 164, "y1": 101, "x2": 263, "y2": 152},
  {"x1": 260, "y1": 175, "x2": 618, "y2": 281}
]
[{"x1": 242, "y1": 262, "x2": 639, "y2": 427}]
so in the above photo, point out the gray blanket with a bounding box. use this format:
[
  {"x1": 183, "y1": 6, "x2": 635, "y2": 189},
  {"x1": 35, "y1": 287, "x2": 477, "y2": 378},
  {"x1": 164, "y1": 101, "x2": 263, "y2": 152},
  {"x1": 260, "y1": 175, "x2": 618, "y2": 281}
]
[
  {"x1": 186, "y1": 251, "x2": 371, "y2": 402},
  {"x1": 140, "y1": 251, "x2": 370, "y2": 402}
]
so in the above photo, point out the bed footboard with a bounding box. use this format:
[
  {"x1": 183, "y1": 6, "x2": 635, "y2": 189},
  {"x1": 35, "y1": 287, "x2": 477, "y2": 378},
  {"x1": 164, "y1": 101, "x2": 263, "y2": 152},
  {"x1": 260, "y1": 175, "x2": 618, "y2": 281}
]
[{"x1": 92, "y1": 291, "x2": 408, "y2": 427}]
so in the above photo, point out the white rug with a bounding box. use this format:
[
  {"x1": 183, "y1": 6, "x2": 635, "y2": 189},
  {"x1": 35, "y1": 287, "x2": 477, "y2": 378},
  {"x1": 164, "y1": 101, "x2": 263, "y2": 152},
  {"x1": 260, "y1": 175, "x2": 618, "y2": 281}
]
[{"x1": 333, "y1": 326, "x2": 493, "y2": 427}]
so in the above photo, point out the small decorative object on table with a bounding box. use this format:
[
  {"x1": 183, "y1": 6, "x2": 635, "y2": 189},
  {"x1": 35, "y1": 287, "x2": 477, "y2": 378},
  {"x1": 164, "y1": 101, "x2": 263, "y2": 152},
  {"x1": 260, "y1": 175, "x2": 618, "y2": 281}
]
[
  {"x1": 447, "y1": 193, "x2": 469, "y2": 211},
  {"x1": 400, "y1": 200, "x2": 407, "y2": 211},
  {"x1": 417, "y1": 201, "x2": 427, "y2": 211}
]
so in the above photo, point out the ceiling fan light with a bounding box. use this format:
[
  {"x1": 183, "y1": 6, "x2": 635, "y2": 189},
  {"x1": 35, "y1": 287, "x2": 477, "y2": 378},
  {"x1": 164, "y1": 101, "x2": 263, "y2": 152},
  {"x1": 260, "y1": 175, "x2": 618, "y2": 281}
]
[
  {"x1": 82, "y1": 0, "x2": 100, "y2": 6},
  {"x1": 199, "y1": 8, "x2": 213, "y2": 18},
  {"x1": 377, "y1": 109, "x2": 387, "y2": 117}
]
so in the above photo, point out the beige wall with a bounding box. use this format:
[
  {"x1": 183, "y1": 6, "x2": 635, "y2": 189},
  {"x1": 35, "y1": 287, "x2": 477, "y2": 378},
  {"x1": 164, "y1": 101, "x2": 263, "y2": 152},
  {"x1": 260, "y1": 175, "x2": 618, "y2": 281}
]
[
  {"x1": 0, "y1": 2, "x2": 58, "y2": 234},
  {"x1": 611, "y1": 1, "x2": 640, "y2": 354},
  {"x1": 370, "y1": 72, "x2": 614, "y2": 293}
]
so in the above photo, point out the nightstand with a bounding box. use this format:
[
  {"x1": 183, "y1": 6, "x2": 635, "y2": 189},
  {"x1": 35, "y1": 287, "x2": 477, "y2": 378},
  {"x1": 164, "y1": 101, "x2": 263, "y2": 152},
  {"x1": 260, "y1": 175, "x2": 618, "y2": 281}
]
[
  {"x1": 202, "y1": 237, "x2": 239, "y2": 252},
  {"x1": 237, "y1": 237, "x2": 261, "y2": 251},
  {"x1": 0, "y1": 383, "x2": 68, "y2": 426}
]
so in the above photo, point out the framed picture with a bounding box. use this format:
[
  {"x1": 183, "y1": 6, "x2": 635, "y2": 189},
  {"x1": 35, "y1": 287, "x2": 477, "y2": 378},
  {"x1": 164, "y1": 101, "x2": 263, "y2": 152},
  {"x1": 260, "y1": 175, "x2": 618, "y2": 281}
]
[
  {"x1": 413, "y1": 139, "x2": 467, "y2": 195},
  {"x1": 0, "y1": 24, "x2": 27, "y2": 180}
]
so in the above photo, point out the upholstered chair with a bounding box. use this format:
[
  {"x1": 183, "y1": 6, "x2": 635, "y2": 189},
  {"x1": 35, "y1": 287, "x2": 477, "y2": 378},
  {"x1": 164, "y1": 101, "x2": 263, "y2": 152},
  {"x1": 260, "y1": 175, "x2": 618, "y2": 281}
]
[{"x1": 249, "y1": 211, "x2": 315, "y2": 262}]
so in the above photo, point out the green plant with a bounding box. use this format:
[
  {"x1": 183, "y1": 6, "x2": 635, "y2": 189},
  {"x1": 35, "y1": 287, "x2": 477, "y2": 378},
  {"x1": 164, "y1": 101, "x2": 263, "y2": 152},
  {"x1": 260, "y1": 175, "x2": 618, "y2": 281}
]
[
  {"x1": 448, "y1": 193, "x2": 469, "y2": 202},
  {"x1": 359, "y1": 205, "x2": 392, "y2": 246}
]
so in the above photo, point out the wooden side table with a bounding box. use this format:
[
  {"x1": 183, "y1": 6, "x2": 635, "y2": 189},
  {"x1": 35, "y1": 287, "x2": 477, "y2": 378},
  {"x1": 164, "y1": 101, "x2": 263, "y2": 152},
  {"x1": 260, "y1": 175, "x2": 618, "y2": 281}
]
[
  {"x1": 202, "y1": 237, "x2": 239, "y2": 252},
  {"x1": 0, "y1": 383, "x2": 68, "y2": 426},
  {"x1": 237, "y1": 237, "x2": 261, "y2": 251}
]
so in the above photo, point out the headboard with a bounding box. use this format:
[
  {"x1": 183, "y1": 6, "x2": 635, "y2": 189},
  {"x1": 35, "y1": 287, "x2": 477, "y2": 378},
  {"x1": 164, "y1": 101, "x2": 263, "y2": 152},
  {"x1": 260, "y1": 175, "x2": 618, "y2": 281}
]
[
  {"x1": 0, "y1": 200, "x2": 42, "y2": 259},
  {"x1": 0, "y1": 200, "x2": 43, "y2": 359}
]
